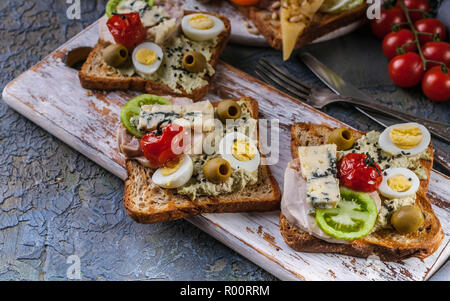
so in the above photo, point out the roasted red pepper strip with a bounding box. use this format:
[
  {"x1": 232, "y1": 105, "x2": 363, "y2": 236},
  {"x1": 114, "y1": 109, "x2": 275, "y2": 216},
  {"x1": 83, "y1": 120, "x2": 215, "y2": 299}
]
[
  {"x1": 140, "y1": 123, "x2": 186, "y2": 168},
  {"x1": 338, "y1": 153, "x2": 383, "y2": 193},
  {"x1": 106, "y1": 12, "x2": 146, "y2": 50}
]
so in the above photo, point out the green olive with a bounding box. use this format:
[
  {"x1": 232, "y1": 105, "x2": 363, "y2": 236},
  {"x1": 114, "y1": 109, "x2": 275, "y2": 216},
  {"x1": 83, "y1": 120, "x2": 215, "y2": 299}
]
[
  {"x1": 391, "y1": 205, "x2": 424, "y2": 234},
  {"x1": 217, "y1": 100, "x2": 242, "y2": 123},
  {"x1": 103, "y1": 44, "x2": 128, "y2": 67},
  {"x1": 182, "y1": 51, "x2": 207, "y2": 73},
  {"x1": 327, "y1": 128, "x2": 355, "y2": 151},
  {"x1": 203, "y1": 157, "x2": 231, "y2": 184}
]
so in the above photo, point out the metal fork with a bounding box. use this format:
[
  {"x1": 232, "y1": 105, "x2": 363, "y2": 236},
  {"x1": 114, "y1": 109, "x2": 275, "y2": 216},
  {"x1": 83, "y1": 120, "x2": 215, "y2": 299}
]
[{"x1": 255, "y1": 58, "x2": 450, "y2": 144}]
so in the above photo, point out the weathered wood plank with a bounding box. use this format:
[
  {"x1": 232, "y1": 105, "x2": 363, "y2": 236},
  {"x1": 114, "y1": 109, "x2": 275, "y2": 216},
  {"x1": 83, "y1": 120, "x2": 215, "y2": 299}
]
[{"x1": 2, "y1": 19, "x2": 449, "y2": 281}]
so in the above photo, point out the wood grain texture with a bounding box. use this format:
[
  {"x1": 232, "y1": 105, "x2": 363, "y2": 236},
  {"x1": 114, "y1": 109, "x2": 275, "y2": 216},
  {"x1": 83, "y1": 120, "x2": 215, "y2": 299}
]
[{"x1": 2, "y1": 19, "x2": 449, "y2": 281}]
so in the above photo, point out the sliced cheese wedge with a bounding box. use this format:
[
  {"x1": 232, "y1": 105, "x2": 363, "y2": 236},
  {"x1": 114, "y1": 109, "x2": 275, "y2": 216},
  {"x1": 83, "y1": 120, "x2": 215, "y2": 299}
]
[{"x1": 281, "y1": 0, "x2": 325, "y2": 60}]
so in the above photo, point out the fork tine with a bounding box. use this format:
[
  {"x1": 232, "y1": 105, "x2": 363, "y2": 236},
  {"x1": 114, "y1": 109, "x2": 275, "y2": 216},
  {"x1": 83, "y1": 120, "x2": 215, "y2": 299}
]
[
  {"x1": 255, "y1": 67, "x2": 309, "y2": 101},
  {"x1": 256, "y1": 63, "x2": 310, "y2": 99},
  {"x1": 259, "y1": 58, "x2": 312, "y2": 94}
]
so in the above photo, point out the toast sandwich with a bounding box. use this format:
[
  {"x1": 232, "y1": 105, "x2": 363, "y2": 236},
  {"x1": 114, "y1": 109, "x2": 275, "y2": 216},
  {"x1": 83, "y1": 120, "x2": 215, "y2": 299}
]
[
  {"x1": 120, "y1": 96, "x2": 281, "y2": 224},
  {"x1": 280, "y1": 122, "x2": 444, "y2": 260},
  {"x1": 79, "y1": 4, "x2": 231, "y2": 101}
]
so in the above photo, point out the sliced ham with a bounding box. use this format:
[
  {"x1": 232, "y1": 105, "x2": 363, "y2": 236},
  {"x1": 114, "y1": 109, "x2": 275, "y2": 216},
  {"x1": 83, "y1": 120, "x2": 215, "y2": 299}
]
[
  {"x1": 117, "y1": 124, "x2": 143, "y2": 158},
  {"x1": 117, "y1": 95, "x2": 194, "y2": 167},
  {"x1": 369, "y1": 190, "x2": 382, "y2": 212},
  {"x1": 281, "y1": 159, "x2": 347, "y2": 244}
]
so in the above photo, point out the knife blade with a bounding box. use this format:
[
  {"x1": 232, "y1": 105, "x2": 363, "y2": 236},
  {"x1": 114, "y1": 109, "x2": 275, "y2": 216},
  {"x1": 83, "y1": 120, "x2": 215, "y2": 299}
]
[
  {"x1": 299, "y1": 51, "x2": 450, "y2": 175},
  {"x1": 299, "y1": 52, "x2": 391, "y2": 128}
]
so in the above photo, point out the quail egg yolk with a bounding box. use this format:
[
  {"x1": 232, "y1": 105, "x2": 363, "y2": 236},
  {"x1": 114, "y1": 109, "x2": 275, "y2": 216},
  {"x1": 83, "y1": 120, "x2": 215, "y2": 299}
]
[
  {"x1": 389, "y1": 125, "x2": 423, "y2": 149},
  {"x1": 136, "y1": 49, "x2": 158, "y2": 65},
  {"x1": 387, "y1": 175, "x2": 412, "y2": 192},
  {"x1": 189, "y1": 14, "x2": 214, "y2": 30},
  {"x1": 161, "y1": 156, "x2": 184, "y2": 176},
  {"x1": 232, "y1": 138, "x2": 256, "y2": 162}
]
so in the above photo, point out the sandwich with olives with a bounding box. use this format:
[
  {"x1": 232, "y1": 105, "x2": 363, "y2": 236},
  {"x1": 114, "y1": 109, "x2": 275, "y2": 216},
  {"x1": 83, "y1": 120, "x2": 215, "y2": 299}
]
[
  {"x1": 231, "y1": 0, "x2": 367, "y2": 60},
  {"x1": 118, "y1": 94, "x2": 281, "y2": 224},
  {"x1": 280, "y1": 122, "x2": 443, "y2": 260},
  {"x1": 79, "y1": 0, "x2": 231, "y2": 101}
]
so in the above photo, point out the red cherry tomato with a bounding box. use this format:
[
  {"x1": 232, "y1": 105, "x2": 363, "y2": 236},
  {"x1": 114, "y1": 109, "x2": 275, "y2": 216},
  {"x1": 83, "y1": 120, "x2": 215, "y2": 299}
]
[
  {"x1": 338, "y1": 153, "x2": 383, "y2": 193},
  {"x1": 106, "y1": 13, "x2": 146, "y2": 50},
  {"x1": 415, "y1": 18, "x2": 447, "y2": 45},
  {"x1": 422, "y1": 42, "x2": 450, "y2": 69},
  {"x1": 382, "y1": 29, "x2": 417, "y2": 60},
  {"x1": 396, "y1": 0, "x2": 430, "y2": 22},
  {"x1": 140, "y1": 124, "x2": 187, "y2": 167},
  {"x1": 370, "y1": 8, "x2": 406, "y2": 39},
  {"x1": 421, "y1": 66, "x2": 450, "y2": 102},
  {"x1": 388, "y1": 52, "x2": 424, "y2": 87},
  {"x1": 230, "y1": 0, "x2": 260, "y2": 5}
]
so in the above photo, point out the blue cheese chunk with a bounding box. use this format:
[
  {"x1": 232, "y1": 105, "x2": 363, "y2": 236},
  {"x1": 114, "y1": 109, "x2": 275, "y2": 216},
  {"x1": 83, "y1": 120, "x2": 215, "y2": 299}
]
[
  {"x1": 138, "y1": 105, "x2": 182, "y2": 132},
  {"x1": 138, "y1": 101, "x2": 214, "y2": 132},
  {"x1": 298, "y1": 144, "x2": 340, "y2": 208}
]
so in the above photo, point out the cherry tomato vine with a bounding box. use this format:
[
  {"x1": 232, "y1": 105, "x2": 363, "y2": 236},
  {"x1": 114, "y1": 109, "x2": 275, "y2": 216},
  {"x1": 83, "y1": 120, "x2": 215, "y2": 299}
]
[{"x1": 395, "y1": 0, "x2": 448, "y2": 73}]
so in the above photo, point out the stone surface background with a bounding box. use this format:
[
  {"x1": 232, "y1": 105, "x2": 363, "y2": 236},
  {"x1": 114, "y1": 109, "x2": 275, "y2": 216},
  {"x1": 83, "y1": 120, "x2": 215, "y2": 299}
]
[{"x1": 0, "y1": 0, "x2": 448, "y2": 280}]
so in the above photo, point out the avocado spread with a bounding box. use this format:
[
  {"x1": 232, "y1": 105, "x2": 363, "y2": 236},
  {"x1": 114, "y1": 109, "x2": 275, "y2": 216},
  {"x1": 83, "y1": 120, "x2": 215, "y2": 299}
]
[{"x1": 338, "y1": 131, "x2": 432, "y2": 180}]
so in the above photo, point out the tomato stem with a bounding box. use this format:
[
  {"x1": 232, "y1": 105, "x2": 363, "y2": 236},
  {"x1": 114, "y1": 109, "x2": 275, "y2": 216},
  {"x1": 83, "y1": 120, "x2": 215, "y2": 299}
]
[{"x1": 397, "y1": 0, "x2": 431, "y2": 70}]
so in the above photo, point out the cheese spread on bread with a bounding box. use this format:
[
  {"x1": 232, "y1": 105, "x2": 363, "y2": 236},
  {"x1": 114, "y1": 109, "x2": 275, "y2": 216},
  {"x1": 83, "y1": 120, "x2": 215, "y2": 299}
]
[
  {"x1": 338, "y1": 131, "x2": 431, "y2": 180},
  {"x1": 138, "y1": 35, "x2": 217, "y2": 94}
]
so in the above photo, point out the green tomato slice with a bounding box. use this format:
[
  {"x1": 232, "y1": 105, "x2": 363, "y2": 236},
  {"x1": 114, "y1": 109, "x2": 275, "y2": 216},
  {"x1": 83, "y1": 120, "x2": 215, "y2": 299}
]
[
  {"x1": 106, "y1": 0, "x2": 155, "y2": 18},
  {"x1": 120, "y1": 94, "x2": 171, "y2": 138},
  {"x1": 315, "y1": 186, "x2": 377, "y2": 241}
]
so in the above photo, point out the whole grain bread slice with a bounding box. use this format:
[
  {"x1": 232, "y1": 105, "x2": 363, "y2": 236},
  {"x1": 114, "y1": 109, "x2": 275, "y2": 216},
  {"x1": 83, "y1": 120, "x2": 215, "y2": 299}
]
[
  {"x1": 280, "y1": 122, "x2": 444, "y2": 260},
  {"x1": 124, "y1": 97, "x2": 281, "y2": 224},
  {"x1": 79, "y1": 11, "x2": 231, "y2": 101},
  {"x1": 236, "y1": 3, "x2": 367, "y2": 51}
]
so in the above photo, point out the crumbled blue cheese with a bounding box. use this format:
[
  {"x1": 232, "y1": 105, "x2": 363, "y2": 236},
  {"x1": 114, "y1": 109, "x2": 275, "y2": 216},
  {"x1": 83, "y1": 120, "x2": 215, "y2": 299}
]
[
  {"x1": 338, "y1": 131, "x2": 431, "y2": 180},
  {"x1": 298, "y1": 144, "x2": 340, "y2": 208}
]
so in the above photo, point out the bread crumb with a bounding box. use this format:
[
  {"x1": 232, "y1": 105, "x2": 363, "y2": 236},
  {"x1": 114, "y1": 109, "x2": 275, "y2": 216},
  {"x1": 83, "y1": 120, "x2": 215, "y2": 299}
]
[{"x1": 86, "y1": 90, "x2": 93, "y2": 97}]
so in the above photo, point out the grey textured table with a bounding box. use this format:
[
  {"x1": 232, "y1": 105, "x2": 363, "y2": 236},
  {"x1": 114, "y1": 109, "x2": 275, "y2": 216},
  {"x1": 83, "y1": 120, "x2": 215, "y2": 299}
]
[{"x1": 0, "y1": 1, "x2": 448, "y2": 281}]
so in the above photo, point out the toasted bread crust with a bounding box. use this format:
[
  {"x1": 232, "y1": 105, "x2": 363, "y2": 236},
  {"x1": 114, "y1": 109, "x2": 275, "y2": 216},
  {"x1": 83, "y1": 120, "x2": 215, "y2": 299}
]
[
  {"x1": 280, "y1": 122, "x2": 444, "y2": 260},
  {"x1": 237, "y1": 3, "x2": 367, "y2": 51},
  {"x1": 79, "y1": 11, "x2": 231, "y2": 101},
  {"x1": 124, "y1": 97, "x2": 281, "y2": 224}
]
